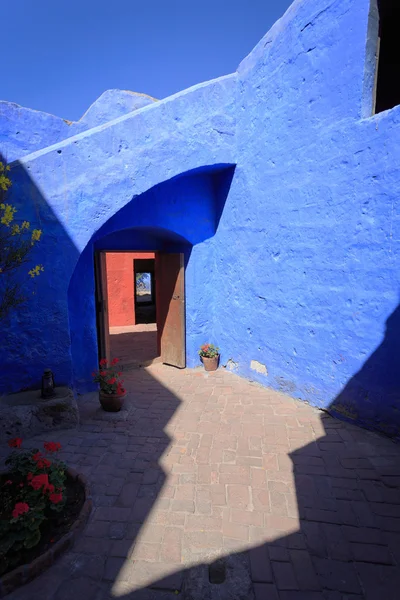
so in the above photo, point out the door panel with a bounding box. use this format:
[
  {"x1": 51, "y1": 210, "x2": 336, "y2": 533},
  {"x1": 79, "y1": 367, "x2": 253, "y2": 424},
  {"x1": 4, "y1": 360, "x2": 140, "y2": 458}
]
[
  {"x1": 94, "y1": 251, "x2": 111, "y2": 364},
  {"x1": 155, "y1": 253, "x2": 186, "y2": 368}
]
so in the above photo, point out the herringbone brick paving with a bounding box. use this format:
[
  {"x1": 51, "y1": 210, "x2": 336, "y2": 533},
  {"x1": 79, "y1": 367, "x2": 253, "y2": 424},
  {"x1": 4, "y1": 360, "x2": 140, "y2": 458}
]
[{"x1": 3, "y1": 364, "x2": 400, "y2": 599}]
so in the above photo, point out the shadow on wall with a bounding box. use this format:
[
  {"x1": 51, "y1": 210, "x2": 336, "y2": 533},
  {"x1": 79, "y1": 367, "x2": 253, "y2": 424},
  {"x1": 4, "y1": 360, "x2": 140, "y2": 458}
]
[
  {"x1": 2, "y1": 154, "x2": 400, "y2": 597},
  {"x1": 0, "y1": 154, "x2": 236, "y2": 395},
  {"x1": 0, "y1": 153, "x2": 80, "y2": 393},
  {"x1": 330, "y1": 304, "x2": 400, "y2": 440}
]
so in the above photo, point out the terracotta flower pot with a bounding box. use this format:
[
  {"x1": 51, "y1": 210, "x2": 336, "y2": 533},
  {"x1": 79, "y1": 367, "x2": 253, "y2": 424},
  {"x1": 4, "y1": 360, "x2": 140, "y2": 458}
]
[
  {"x1": 201, "y1": 355, "x2": 219, "y2": 372},
  {"x1": 99, "y1": 390, "x2": 126, "y2": 412}
]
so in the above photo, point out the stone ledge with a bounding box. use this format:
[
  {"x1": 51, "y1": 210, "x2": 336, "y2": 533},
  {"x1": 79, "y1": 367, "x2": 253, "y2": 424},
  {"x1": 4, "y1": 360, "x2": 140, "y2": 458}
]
[
  {"x1": 0, "y1": 467, "x2": 92, "y2": 598},
  {"x1": 0, "y1": 387, "x2": 79, "y2": 440}
]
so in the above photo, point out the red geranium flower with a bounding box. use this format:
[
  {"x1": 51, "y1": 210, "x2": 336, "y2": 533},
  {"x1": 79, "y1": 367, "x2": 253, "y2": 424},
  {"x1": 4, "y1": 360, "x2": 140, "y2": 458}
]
[
  {"x1": 12, "y1": 502, "x2": 29, "y2": 519},
  {"x1": 49, "y1": 492, "x2": 63, "y2": 504},
  {"x1": 43, "y1": 442, "x2": 61, "y2": 453},
  {"x1": 99, "y1": 371, "x2": 107, "y2": 377},
  {"x1": 32, "y1": 451, "x2": 51, "y2": 468},
  {"x1": 5, "y1": 480, "x2": 12, "y2": 485},
  {"x1": 8, "y1": 437, "x2": 22, "y2": 448},
  {"x1": 99, "y1": 358, "x2": 108, "y2": 366},
  {"x1": 107, "y1": 377, "x2": 116, "y2": 384},
  {"x1": 111, "y1": 358, "x2": 120, "y2": 365},
  {"x1": 27, "y1": 472, "x2": 33, "y2": 481},
  {"x1": 29, "y1": 473, "x2": 50, "y2": 491}
]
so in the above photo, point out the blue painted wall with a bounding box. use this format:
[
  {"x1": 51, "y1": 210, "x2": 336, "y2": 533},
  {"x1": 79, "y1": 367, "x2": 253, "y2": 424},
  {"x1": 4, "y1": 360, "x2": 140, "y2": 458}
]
[
  {"x1": 0, "y1": 90, "x2": 155, "y2": 162},
  {"x1": 212, "y1": 0, "x2": 400, "y2": 437},
  {"x1": 1, "y1": 0, "x2": 400, "y2": 438}
]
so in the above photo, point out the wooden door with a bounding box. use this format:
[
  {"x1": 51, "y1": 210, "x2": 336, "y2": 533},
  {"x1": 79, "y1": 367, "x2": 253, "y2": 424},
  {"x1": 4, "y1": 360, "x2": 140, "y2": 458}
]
[
  {"x1": 94, "y1": 251, "x2": 111, "y2": 364},
  {"x1": 155, "y1": 253, "x2": 186, "y2": 368}
]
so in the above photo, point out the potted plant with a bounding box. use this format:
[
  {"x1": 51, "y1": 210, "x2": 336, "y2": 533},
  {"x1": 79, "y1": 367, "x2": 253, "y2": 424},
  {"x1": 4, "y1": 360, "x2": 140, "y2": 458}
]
[
  {"x1": 92, "y1": 358, "x2": 126, "y2": 412},
  {"x1": 199, "y1": 344, "x2": 220, "y2": 372}
]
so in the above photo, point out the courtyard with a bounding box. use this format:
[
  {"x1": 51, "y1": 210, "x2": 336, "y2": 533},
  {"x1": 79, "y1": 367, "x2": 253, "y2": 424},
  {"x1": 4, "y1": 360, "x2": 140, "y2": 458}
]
[{"x1": 2, "y1": 364, "x2": 400, "y2": 599}]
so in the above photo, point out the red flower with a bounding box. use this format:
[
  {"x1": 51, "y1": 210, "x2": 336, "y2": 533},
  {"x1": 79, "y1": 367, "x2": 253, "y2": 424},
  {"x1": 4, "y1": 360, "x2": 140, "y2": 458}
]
[
  {"x1": 111, "y1": 358, "x2": 120, "y2": 365},
  {"x1": 29, "y1": 473, "x2": 50, "y2": 491},
  {"x1": 19, "y1": 483, "x2": 24, "y2": 488},
  {"x1": 12, "y1": 502, "x2": 29, "y2": 519},
  {"x1": 49, "y1": 492, "x2": 63, "y2": 504},
  {"x1": 116, "y1": 381, "x2": 125, "y2": 395},
  {"x1": 8, "y1": 437, "x2": 22, "y2": 448},
  {"x1": 27, "y1": 472, "x2": 33, "y2": 481},
  {"x1": 5, "y1": 480, "x2": 12, "y2": 485},
  {"x1": 47, "y1": 483, "x2": 55, "y2": 493},
  {"x1": 99, "y1": 371, "x2": 107, "y2": 377},
  {"x1": 99, "y1": 358, "x2": 108, "y2": 366},
  {"x1": 107, "y1": 377, "x2": 116, "y2": 384},
  {"x1": 44, "y1": 442, "x2": 61, "y2": 453},
  {"x1": 33, "y1": 451, "x2": 51, "y2": 468},
  {"x1": 118, "y1": 371, "x2": 122, "y2": 376}
]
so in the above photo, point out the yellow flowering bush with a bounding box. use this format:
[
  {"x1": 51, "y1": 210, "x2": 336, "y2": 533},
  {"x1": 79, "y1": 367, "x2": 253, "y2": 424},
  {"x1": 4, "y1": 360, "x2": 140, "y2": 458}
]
[{"x1": 0, "y1": 162, "x2": 44, "y2": 320}]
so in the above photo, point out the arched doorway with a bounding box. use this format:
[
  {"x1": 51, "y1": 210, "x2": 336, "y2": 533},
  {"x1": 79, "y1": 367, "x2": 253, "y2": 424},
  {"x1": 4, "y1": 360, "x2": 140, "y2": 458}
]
[{"x1": 67, "y1": 166, "x2": 234, "y2": 393}]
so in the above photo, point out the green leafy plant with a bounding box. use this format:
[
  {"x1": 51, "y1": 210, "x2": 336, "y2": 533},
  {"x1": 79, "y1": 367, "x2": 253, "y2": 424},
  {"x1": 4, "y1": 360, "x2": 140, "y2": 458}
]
[
  {"x1": 92, "y1": 358, "x2": 125, "y2": 395},
  {"x1": 198, "y1": 343, "x2": 220, "y2": 358},
  {"x1": 0, "y1": 439, "x2": 66, "y2": 575},
  {"x1": 0, "y1": 161, "x2": 44, "y2": 321}
]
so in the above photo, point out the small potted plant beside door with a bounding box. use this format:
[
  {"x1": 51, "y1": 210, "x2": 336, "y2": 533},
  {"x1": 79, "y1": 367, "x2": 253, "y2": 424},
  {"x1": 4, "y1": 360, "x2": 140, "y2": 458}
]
[
  {"x1": 92, "y1": 358, "x2": 126, "y2": 412},
  {"x1": 199, "y1": 344, "x2": 220, "y2": 372}
]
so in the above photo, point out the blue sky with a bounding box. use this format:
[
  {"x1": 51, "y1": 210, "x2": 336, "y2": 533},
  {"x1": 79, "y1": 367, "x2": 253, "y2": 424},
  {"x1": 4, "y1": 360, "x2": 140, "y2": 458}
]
[{"x1": 2, "y1": 0, "x2": 292, "y2": 122}]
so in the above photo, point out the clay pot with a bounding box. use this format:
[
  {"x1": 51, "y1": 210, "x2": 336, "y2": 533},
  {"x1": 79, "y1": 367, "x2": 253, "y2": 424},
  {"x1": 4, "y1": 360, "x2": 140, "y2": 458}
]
[
  {"x1": 99, "y1": 391, "x2": 126, "y2": 412},
  {"x1": 201, "y1": 355, "x2": 219, "y2": 372}
]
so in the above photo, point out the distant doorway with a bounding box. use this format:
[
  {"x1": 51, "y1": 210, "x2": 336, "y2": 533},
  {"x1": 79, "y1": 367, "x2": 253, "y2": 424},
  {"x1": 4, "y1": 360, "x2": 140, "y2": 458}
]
[
  {"x1": 134, "y1": 258, "x2": 156, "y2": 324},
  {"x1": 94, "y1": 251, "x2": 185, "y2": 370}
]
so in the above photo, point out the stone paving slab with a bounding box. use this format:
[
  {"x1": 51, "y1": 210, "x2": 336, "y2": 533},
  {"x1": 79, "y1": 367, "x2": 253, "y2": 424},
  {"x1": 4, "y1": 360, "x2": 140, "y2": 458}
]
[{"x1": 2, "y1": 364, "x2": 400, "y2": 599}]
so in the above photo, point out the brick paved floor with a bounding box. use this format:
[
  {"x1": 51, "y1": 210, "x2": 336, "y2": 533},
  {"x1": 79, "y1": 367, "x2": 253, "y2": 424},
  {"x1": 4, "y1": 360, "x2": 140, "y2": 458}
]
[{"x1": 3, "y1": 364, "x2": 400, "y2": 599}]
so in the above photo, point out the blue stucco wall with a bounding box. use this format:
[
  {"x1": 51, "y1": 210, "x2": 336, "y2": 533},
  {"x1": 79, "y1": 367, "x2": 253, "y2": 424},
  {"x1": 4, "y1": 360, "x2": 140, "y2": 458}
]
[
  {"x1": 212, "y1": 0, "x2": 400, "y2": 437},
  {"x1": 0, "y1": 73, "x2": 236, "y2": 394},
  {"x1": 68, "y1": 170, "x2": 231, "y2": 393},
  {"x1": 1, "y1": 0, "x2": 400, "y2": 438},
  {"x1": 0, "y1": 90, "x2": 155, "y2": 162}
]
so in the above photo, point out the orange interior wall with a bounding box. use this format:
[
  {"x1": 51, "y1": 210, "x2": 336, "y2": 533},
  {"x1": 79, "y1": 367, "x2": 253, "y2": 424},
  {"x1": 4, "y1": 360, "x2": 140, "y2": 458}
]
[{"x1": 106, "y1": 252, "x2": 155, "y2": 328}]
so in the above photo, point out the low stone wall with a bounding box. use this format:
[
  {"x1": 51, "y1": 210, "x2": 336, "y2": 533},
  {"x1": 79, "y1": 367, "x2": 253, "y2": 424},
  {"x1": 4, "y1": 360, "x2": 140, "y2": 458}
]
[{"x1": 0, "y1": 387, "x2": 79, "y2": 440}]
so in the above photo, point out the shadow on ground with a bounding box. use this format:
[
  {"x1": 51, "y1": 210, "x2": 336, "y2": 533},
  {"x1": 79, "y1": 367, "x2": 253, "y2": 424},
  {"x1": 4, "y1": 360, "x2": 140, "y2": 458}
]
[
  {"x1": 2, "y1": 152, "x2": 400, "y2": 599},
  {"x1": 4, "y1": 355, "x2": 400, "y2": 600},
  {"x1": 109, "y1": 328, "x2": 158, "y2": 369}
]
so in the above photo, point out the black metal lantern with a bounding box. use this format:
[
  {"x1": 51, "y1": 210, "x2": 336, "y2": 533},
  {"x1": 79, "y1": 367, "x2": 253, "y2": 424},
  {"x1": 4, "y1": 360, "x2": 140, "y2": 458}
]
[{"x1": 41, "y1": 369, "x2": 56, "y2": 399}]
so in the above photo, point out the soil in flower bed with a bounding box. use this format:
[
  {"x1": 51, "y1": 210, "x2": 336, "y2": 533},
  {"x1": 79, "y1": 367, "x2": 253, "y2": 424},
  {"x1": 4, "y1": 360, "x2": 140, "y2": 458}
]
[{"x1": 0, "y1": 473, "x2": 85, "y2": 577}]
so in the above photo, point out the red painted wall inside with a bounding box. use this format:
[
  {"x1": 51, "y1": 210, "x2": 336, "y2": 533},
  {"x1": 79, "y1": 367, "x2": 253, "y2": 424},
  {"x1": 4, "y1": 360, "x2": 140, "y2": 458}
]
[{"x1": 106, "y1": 252, "x2": 155, "y2": 327}]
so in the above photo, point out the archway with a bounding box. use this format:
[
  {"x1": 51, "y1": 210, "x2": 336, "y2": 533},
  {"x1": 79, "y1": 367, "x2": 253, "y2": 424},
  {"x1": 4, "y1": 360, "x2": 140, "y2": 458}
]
[{"x1": 67, "y1": 166, "x2": 235, "y2": 393}]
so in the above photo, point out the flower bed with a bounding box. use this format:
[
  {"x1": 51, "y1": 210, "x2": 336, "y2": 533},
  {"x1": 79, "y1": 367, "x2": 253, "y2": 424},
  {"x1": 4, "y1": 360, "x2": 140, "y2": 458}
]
[{"x1": 0, "y1": 439, "x2": 91, "y2": 597}]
